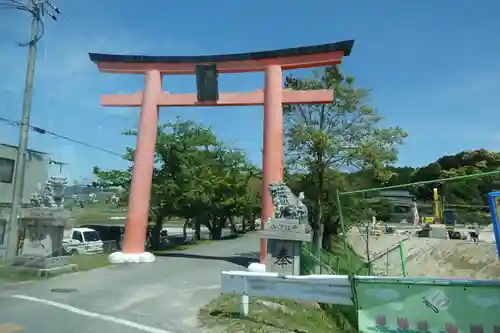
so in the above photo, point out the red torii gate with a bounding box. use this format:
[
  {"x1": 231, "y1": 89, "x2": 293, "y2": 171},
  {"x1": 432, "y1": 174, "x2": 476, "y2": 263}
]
[{"x1": 89, "y1": 40, "x2": 354, "y2": 264}]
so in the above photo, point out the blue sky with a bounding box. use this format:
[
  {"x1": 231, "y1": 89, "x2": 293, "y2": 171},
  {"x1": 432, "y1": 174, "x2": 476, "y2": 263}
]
[{"x1": 1, "y1": 0, "x2": 500, "y2": 183}]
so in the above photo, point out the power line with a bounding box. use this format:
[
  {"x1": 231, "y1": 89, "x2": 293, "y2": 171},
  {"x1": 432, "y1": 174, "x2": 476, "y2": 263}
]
[
  {"x1": 0, "y1": 115, "x2": 123, "y2": 157},
  {"x1": 0, "y1": 0, "x2": 59, "y2": 46}
]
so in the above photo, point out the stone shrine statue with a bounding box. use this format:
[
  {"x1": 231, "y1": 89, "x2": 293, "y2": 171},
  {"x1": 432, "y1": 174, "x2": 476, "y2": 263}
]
[
  {"x1": 268, "y1": 182, "x2": 308, "y2": 221},
  {"x1": 30, "y1": 175, "x2": 68, "y2": 208},
  {"x1": 18, "y1": 175, "x2": 70, "y2": 259},
  {"x1": 263, "y1": 182, "x2": 312, "y2": 275}
]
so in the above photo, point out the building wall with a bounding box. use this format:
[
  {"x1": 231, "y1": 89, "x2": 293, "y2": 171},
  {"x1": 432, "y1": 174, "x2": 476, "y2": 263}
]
[
  {"x1": 0, "y1": 144, "x2": 50, "y2": 205},
  {"x1": 0, "y1": 144, "x2": 50, "y2": 258}
]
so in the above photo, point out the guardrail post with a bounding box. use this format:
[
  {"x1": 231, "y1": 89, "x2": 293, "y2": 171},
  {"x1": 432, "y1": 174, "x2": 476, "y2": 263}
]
[
  {"x1": 385, "y1": 248, "x2": 389, "y2": 276},
  {"x1": 240, "y1": 294, "x2": 249, "y2": 317},
  {"x1": 399, "y1": 240, "x2": 406, "y2": 277}
]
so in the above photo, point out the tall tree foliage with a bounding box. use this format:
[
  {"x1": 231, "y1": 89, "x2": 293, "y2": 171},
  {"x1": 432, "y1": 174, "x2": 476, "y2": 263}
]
[
  {"x1": 284, "y1": 66, "x2": 407, "y2": 252},
  {"x1": 379, "y1": 149, "x2": 500, "y2": 204},
  {"x1": 93, "y1": 120, "x2": 260, "y2": 247}
]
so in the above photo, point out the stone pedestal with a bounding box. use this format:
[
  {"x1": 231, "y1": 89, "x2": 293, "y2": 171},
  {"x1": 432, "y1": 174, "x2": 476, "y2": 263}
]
[
  {"x1": 0, "y1": 208, "x2": 10, "y2": 258},
  {"x1": 261, "y1": 218, "x2": 312, "y2": 275},
  {"x1": 10, "y1": 208, "x2": 76, "y2": 276}
]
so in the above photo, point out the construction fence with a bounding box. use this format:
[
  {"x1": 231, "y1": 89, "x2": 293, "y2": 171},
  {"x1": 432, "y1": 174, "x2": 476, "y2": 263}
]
[
  {"x1": 298, "y1": 170, "x2": 500, "y2": 332},
  {"x1": 300, "y1": 168, "x2": 500, "y2": 279}
]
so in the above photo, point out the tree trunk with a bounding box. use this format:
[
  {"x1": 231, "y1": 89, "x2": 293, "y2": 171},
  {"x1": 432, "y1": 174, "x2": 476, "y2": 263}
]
[
  {"x1": 211, "y1": 217, "x2": 223, "y2": 240},
  {"x1": 314, "y1": 183, "x2": 324, "y2": 258},
  {"x1": 195, "y1": 218, "x2": 201, "y2": 240},
  {"x1": 241, "y1": 217, "x2": 247, "y2": 233},
  {"x1": 322, "y1": 229, "x2": 333, "y2": 252},
  {"x1": 228, "y1": 216, "x2": 237, "y2": 235},
  {"x1": 365, "y1": 224, "x2": 371, "y2": 274},
  {"x1": 182, "y1": 218, "x2": 191, "y2": 243},
  {"x1": 249, "y1": 213, "x2": 256, "y2": 231},
  {"x1": 322, "y1": 217, "x2": 340, "y2": 252},
  {"x1": 151, "y1": 214, "x2": 163, "y2": 249}
]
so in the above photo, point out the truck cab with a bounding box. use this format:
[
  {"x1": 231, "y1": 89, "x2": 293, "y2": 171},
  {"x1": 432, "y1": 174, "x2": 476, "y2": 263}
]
[{"x1": 63, "y1": 227, "x2": 103, "y2": 256}]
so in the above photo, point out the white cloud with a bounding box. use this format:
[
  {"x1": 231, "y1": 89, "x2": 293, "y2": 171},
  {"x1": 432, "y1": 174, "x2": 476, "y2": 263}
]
[{"x1": 468, "y1": 294, "x2": 500, "y2": 308}]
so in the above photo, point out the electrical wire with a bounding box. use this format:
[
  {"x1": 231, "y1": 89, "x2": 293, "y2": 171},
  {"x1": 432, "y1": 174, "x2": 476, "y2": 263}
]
[
  {"x1": 0, "y1": 115, "x2": 124, "y2": 157},
  {"x1": 0, "y1": 0, "x2": 59, "y2": 46},
  {"x1": 2, "y1": 1, "x2": 129, "y2": 161}
]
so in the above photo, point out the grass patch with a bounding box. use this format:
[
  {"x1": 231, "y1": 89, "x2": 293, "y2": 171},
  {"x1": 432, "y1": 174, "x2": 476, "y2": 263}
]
[
  {"x1": 328, "y1": 238, "x2": 370, "y2": 275},
  {"x1": 300, "y1": 237, "x2": 370, "y2": 332},
  {"x1": 198, "y1": 238, "x2": 364, "y2": 333},
  {"x1": 0, "y1": 260, "x2": 40, "y2": 282},
  {"x1": 68, "y1": 253, "x2": 109, "y2": 271},
  {"x1": 199, "y1": 294, "x2": 339, "y2": 333},
  {"x1": 69, "y1": 202, "x2": 185, "y2": 225},
  {"x1": 71, "y1": 205, "x2": 127, "y2": 225},
  {"x1": 0, "y1": 253, "x2": 110, "y2": 283}
]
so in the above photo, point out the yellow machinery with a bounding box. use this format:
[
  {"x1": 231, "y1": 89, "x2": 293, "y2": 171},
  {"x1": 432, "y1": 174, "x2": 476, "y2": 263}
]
[
  {"x1": 431, "y1": 187, "x2": 456, "y2": 230},
  {"x1": 433, "y1": 187, "x2": 443, "y2": 224},
  {"x1": 371, "y1": 222, "x2": 382, "y2": 237},
  {"x1": 421, "y1": 188, "x2": 444, "y2": 225}
]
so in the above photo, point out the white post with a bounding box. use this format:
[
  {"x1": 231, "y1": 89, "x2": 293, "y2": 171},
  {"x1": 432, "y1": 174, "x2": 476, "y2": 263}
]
[{"x1": 240, "y1": 295, "x2": 249, "y2": 317}]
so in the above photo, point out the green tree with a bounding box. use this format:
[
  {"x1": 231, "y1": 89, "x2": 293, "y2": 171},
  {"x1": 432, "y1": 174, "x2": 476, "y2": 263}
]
[
  {"x1": 386, "y1": 149, "x2": 500, "y2": 205},
  {"x1": 284, "y1": 66, "x2": 407, "y2": 252},
  {"x1": 93, "y1": 119, "x2": 259, "y2": 247}
]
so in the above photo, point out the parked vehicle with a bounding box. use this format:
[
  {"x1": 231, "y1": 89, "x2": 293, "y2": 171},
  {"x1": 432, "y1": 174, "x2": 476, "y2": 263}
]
[
  {"x1": 81, "y1": 224, "x2": 124, "y2": 250},
  {"x1": 63, "y1": 227, "x2": 104, "y2": 255},
  {"x1": 443, "y1": 209, "x2": 458, "y2": 230}
]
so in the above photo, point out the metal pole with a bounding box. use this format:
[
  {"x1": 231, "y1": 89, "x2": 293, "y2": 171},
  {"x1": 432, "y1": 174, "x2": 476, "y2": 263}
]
[
  {"x1": 5, "y1": 7, "x2": 40, "y2": 260},
  {"x1": 336, "y1": 188, "x2": 351, "y2": 272},
  {"x1": 399, "y1": 239, "x2": 407, "y2": 277}
]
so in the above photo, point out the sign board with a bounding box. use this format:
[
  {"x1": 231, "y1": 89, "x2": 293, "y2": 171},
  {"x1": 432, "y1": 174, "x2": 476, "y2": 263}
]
[
  {"x1": 355, "y1": 276, "x2": 500, "y2": 333},
  {"x1": 266, "y1": 239, "x2": 301, "y2": 275},
  {"x1": 488, "y1": 192, "x2": 500, "y2": 259},
  {"x1": 261, "y1": 218, "x2": 312, "y2": 275},
  {"x1": 18, "y1": 208, "x2": 70, "y2": 220},
  {"x1": 221, "y1": 271, "x2": 353, "y2": 306},
  {"x1": 261, "y1": 218, "x2": 312, "y2": 242}
]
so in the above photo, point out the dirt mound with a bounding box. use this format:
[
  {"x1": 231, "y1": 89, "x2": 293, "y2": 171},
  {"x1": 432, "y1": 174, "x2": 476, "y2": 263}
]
[{"x1": 347, "y1": 230, "x2": 500, "y2": 279}]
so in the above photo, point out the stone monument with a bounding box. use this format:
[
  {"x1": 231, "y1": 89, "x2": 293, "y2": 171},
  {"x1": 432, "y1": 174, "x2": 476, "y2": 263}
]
[
  {"x1": 261, "y1": 182, "x2": 312, "y2": 275},
  {"x1": 11, "y1": 175, "x2": 76, "y2": 275}
]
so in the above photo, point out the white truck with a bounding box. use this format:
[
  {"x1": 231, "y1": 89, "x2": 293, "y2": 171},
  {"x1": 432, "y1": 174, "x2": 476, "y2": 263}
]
[{"x1": 63, "y1": 227, "x2": 104, "y2": 255}]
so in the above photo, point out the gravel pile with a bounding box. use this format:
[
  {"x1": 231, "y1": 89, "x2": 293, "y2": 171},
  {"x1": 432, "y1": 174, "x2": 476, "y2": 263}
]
[{"x1": 347, "y1": 229, "x2": 500, "y2": 279}]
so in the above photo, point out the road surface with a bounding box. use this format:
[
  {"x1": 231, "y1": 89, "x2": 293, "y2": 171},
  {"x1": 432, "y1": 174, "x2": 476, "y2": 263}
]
[{"x1": 0, "y1": 232, "x2": 260, "y2": 333}]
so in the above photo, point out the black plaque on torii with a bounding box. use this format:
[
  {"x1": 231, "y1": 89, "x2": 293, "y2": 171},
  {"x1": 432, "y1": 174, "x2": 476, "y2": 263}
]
[{"x1": 196, "y1": 64, "x2": 219, "y2": 102}]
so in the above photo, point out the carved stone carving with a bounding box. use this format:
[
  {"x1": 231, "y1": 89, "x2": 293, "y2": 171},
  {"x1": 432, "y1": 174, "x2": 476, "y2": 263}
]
[
  {"x1": 267, "y1": 182, "x2": 308, "y2": 221},
  {"x1": 30, "y1": 175, "x2": 68, "y2": 208}
]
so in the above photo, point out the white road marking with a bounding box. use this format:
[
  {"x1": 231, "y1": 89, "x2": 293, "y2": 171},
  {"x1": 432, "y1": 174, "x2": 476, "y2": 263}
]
[
  {"x1": 11, "y1": 295, "x2": 172, "y2": 333},
  {"x1": 180, "y1": 284, "x2": 220, "y2": 292}
]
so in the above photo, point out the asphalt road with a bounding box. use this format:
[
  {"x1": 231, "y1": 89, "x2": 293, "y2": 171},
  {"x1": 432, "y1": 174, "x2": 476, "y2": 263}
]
[{"x1": 0, "y1": 232, "x2": 260, "y2": 333}]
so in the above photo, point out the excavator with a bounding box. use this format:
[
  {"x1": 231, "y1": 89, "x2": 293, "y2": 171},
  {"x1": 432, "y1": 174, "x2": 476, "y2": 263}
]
[{"x1": 418, "y1": 188, "x2": 461, "y2": 239}]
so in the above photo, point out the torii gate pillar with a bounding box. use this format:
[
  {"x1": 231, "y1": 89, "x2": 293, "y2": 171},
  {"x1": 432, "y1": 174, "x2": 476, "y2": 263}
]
[
  {"x1": 89, "y1": 40, "x2": 354, "y2": 264},
  {"x1": 261, "y1": 65, "x2": 284, "y2": 261}
]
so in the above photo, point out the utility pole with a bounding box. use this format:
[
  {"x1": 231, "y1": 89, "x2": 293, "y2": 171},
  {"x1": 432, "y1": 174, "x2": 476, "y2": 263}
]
[{"x1": 3, "y1": 0, "x2": 60, "y2": 260}]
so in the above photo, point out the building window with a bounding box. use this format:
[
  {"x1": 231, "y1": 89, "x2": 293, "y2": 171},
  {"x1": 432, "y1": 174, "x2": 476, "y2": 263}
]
[{"x1": 0, "y1": 157, "x2": 14, "y2": 183}]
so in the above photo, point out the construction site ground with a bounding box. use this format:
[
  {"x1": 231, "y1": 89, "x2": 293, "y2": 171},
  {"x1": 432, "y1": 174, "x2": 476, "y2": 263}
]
[{"x1": 347, "y1": 225, "x2": 500, "y2": 279}]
